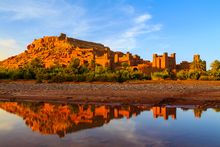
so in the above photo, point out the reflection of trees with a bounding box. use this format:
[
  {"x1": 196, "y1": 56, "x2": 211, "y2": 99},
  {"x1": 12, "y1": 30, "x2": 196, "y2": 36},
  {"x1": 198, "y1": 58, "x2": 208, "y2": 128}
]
[
  {"x1": 213, "y1": 108, "x2": 220, "y2": 112},
  {"x1": 193, "y1": 108, "x2": 207, "y2": 118},
  {"x1": 181, "y1": 108, "x2": 190, "y2": 111}
]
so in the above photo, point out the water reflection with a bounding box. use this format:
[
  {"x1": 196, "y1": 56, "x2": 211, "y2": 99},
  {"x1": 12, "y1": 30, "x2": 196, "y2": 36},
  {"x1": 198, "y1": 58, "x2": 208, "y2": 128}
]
[{"x1": 0, "y1": 101, "x2": 215, "y2": 138}]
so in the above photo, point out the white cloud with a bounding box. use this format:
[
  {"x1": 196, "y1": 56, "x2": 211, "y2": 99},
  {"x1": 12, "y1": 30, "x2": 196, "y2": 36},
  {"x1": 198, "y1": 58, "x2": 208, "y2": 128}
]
[
  {"x1": 0, "y1": 0, "x2": 88, "y2": 37},
  {"x1": 0, "y1": 39, "x2": 21, "y2": 60},
  {"x1": 124, "y1": 14, "x2": 161, "y2": 39},
  {"x1": 0, "y1": 110, "x2": 19, "y2": 131},
  {"x1": 101, "y1": 14, "x2": 162, "y2": 51},
  {"x1": 135, "y1": 14, "x2": 152, "y2": 24},
  {"x1": 102, "y1": 37, "x2": 136, "y2": 51},
  {"x1": 0, "y1": 0, "x2": 57, "y2": 20},
  {"x1": 0, "y1": 0, "x2": 163, "y2": 56},
  {"x1": 0, "y1": 39, "x2": 17, "y2": 49},
  {"x1": 102, "y1": 119, "x2": 166, "y2": 146}
]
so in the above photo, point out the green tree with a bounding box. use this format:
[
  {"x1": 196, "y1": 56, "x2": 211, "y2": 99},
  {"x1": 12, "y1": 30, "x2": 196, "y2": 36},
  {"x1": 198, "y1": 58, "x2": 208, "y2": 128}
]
[
  {"x1": 67, "y1": 58, "x2": 81, "y2": 74},
  {"x1": 121, "y1": 62, "x2": 129, "y2": 69},
  {"x1": 22, "y1": 58, "x2": 45, "y2": 79},
  {"x1": 190, "y1": 59, "x2": 206, "y2": 72},
  {"x1": 176, "y1": 70, "x2": 188, "y2": 80},
  {"x1": 69, "y1": 58, "x2": 80, "y2": 69},
  {"x1": 210, "y1": 60, "x2": 220, "y2": 72}
]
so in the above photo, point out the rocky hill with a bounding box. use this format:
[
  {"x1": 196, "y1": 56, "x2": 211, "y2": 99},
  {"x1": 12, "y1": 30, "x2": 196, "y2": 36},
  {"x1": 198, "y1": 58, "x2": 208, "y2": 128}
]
[{"x1": 0, "y1": 33, "x2": 111, "y2": 69}]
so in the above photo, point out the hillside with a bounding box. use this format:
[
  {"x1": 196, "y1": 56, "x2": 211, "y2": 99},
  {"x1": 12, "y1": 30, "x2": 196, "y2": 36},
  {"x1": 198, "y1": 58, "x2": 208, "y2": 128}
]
[{"x1": 0, "y1": 33, "x2": 110, "y2": 69}]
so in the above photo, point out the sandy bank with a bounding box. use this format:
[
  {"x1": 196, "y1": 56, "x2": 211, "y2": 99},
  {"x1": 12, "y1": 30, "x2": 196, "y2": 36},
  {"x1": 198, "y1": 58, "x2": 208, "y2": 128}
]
[{"x1": 0, "y1": 80, "x2": 220, "y2": 106}]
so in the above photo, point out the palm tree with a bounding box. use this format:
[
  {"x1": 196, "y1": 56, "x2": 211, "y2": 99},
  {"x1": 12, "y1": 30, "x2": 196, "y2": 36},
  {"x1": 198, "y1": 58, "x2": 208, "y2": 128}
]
[{"x1": 190, "y1": 59, "x2": 206, "y2": 72}]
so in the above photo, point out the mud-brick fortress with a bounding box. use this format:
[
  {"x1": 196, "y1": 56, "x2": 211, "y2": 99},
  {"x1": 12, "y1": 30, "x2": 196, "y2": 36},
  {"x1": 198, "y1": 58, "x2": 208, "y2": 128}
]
[
  {"x1": 136, "y1": 52, "x2": 206, "y2": 74},
  {"x1": 0, "y1": 33, "x2": 206, "y2": 73}
]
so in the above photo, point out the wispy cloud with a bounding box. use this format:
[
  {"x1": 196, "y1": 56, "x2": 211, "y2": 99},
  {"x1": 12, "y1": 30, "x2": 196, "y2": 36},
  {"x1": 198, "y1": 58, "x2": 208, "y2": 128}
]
[
  {"x1": 0, "y1": 0, "x2": 88, "y2": 37},
  {"x1": 0, "y1": 39, "x2": 21, "y2": 60},
  {"x1": 0, "y1": 110, "x2": 20, "y2": 131},
  {"x1": 102, "y1": 119, "x2": 167, "y2": 146},
  {"x1": 0, "y1": 0, "x2": 58, "y2": 20},
  {"x1": 0, "y1": 0, "x2": 163, "y2": 58},
  {"x1": 0, "y1": 39, "x2": 18, "y2": 49},
  {"x1": 101, "y1": 13, "x2": 162, "y2": 51},
  {"x1": 135, "y1": 14, "x2": 152, "y2": 24}
]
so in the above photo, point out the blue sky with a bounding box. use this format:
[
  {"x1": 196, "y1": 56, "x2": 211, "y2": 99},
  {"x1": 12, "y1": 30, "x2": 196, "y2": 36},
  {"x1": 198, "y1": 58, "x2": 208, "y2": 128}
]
[{"x1": 0, "y1": 0, "x2": 220, "y2": 68}]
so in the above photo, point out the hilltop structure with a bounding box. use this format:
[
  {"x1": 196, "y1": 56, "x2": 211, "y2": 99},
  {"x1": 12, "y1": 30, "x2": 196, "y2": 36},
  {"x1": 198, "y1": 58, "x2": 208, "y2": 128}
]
[{"x1": 0, "y1": 33, "x2": 206, "y2": 73}]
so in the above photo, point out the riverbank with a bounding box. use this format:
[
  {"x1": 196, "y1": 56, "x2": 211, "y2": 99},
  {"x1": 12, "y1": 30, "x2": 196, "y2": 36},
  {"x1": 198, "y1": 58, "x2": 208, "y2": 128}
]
[{"x1": 0, "y1": 80, "x2": 220, "y2": 106}]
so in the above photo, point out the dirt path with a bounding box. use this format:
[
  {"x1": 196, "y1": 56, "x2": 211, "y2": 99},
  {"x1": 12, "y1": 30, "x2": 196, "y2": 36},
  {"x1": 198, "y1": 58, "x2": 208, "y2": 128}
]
[{"x1": 0, "y1": 80, "x2": 220, "y2": 106}]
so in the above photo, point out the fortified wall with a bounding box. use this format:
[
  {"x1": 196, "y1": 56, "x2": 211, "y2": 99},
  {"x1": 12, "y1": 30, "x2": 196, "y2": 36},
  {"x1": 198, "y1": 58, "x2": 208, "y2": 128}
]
[{"x1": 134, "y1": 53, "x2": 206, "y2": 74}]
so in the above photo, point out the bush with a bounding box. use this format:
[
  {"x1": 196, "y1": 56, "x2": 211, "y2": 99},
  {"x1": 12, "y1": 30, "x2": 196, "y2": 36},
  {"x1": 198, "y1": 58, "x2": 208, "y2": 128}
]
[
  {"x1": 188, "y1": 70, "x2": 201, "y2": 80},
  {"x1": 0, "y1": 69, "x2": 9, "y2": 79},
  {"x1": 105, "y1": 73, "x2": 117, "y2": 82},
  {"x1": 130, "y1": 71, "x2": 143, "y2": 80},
  {"x1": 9, "y1": 70, "x2": 23, "y2": 80},
  {"x1": 23, "y1": 70, "x2": 35, "y2": 79},
  {"x1": 199, "y1": 75, "x2": 213, "y2": 81},
  {"x1": 176, "y1": 70, "x2": 188, "y2": 80},
  {"x1": 151, "y1": 71, "x2": 170, "y2": 80},
  {"x1": 94, "y1": 73, "x2": 117, "y2": 82},
  {"x1": 48, "y1": 73, "x2": 67, "y2": 83},
  {"x1": 85, "y1": 72, "x2": 95, "y2": 82},
  {"x1": 73, "y1": 74, "x2": 86, "y2": 82},
  {"x1": 94, "y1": 74, "x2": 107, "y2": 82},
  {"x1": 209, "y1": 70, "x2": 220, "y2": 80},
  {"x1": 142, "y1": 74, "x2": 151, "y2": 80},
  {"x1": 115, "y1": 70, "x2": 130, "y2": 83}
]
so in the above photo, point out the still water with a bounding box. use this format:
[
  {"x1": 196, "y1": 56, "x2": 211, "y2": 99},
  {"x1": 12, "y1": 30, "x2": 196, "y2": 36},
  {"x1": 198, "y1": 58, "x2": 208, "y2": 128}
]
[{"x1": 0, "y1": 101, "x2": 220, "y2": 147}]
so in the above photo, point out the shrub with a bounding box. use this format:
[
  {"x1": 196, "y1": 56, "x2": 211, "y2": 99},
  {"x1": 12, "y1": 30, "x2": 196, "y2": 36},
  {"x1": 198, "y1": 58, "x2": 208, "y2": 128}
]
[
  {"x1": 115, "y1": 70, "x2": 130, "y2": 83},
  {"x1": 209, "y1": 70, "x2": 220, "y2": 80},
  {"x1": 151, "y1": 71, "x2": 170, "y2": 80},
  {"x1": 23, "y1": 70, "x2": 35, "y2": 79},
  {"x1": 48, "y1": 73, "x2": 67, "y2": 83},
  {"x1": 199, "y1": 75, "x2": 212, "y2": 81},
  {"x1": 130, "y1": 71, "x2": 143, "y2": 80},
  {"x1": 85, "y1": 72, "x2": 95, "y2": 82},
  {"x1": 142, "y1": 74, "x2": 151, "y2": 80},
  {"x1": 176, "y1": 70, "x2": 188, "y2": 80},
  {"x1": 9, "y1": 70, "x2": 23, "y2": 80},
  {"x1": 0, "y1": 69, "x2": 9, "y2": 79},
  {"x1": 94, "y1": 73, "x2": 117, "y2": 82},
  {"x1": 105, "y1": 73, "x2": 117, "y2": 82},
  {"x1": 95, "y1": 66, "x2": 105, "y2": 74},
  {"x1": 75, "y1": 74, "x2": 86, "y2": 82},
  {"x1": 188, "y1": 70, "x2": 201, "y2": 80},
  {"x1": 121, "y1": 62, "x2": 129, "y2": 69},
  {"x1": 78, "y1": 65, "x2": 89, "y2": 74},
  {"x1": 94, "y1": 74, "x2": 106, "y2": 82}
]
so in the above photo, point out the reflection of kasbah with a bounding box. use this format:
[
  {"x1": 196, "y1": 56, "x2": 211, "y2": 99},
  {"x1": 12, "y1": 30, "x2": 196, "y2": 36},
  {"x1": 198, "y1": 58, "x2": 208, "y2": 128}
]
[
  {"x1": 151, "y1": 107, "x2": 207, "y2": 120},
  {"x1": 0, "y1": 102, "x2": 209, "y2": 137},
  {"x1": 194, "y1": 108, "x2": 207, "y2": 118},
  {"x1": 0, "y1": 102, "x2": 150, "y2": 137},
  {"x1": 152, "y1": 107, "x2": 177, "y2": 120},
  {"x1": 0, "y1": 33, "x2": 206, "y2": 73}
]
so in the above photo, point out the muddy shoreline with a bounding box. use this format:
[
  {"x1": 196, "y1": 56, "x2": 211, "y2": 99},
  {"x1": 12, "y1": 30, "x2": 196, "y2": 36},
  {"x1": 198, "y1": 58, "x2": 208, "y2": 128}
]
[{"x1": 0, "y1": 80, "x2": 220, "y2": 106}]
